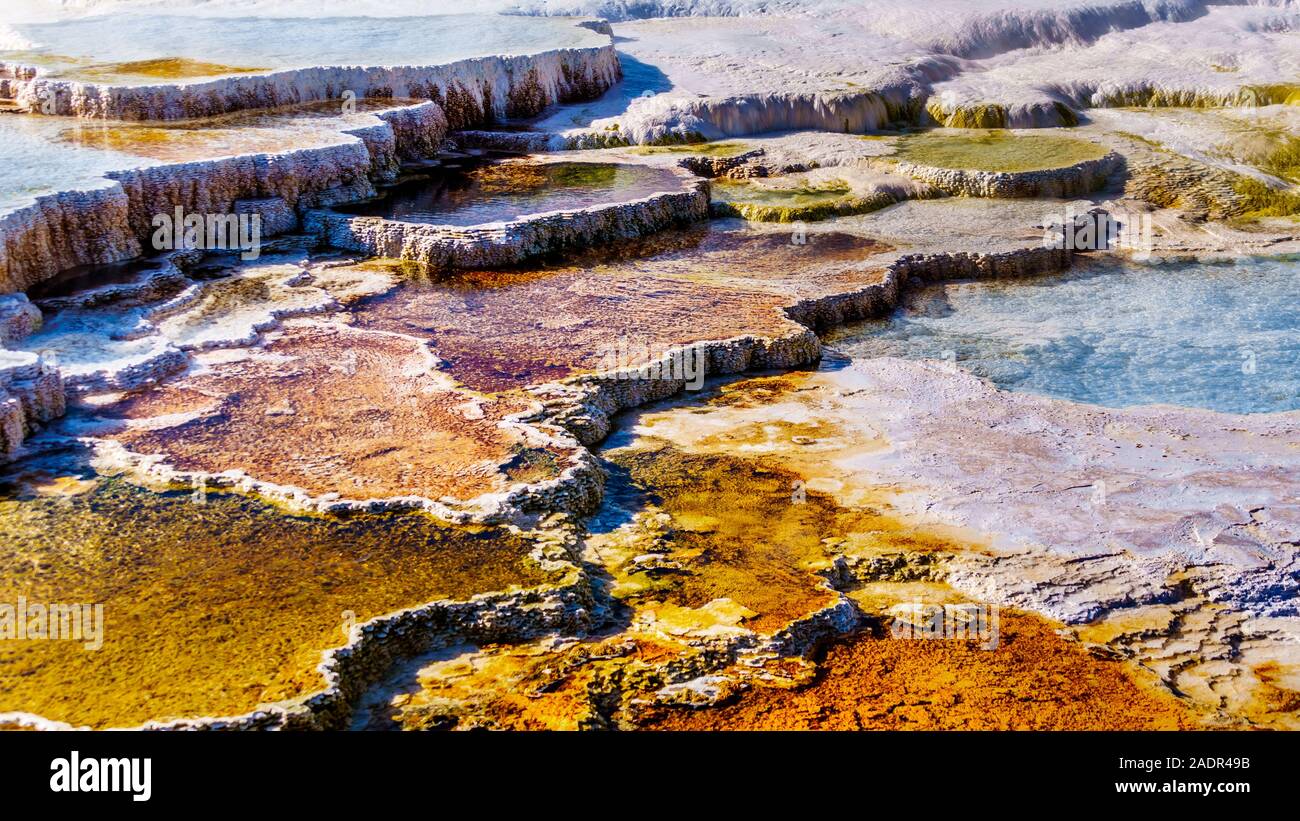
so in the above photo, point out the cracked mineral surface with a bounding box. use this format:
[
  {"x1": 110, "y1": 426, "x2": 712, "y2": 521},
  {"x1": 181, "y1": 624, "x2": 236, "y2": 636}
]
[{"x1": 2, "y1": 0, "x2": 1299, "y2": 732}]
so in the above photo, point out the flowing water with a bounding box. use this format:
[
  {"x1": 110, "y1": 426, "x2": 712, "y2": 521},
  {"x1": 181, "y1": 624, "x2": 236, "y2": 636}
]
[{"x1": 830, "y1": 256, "x2": 1300, "y2": 414}]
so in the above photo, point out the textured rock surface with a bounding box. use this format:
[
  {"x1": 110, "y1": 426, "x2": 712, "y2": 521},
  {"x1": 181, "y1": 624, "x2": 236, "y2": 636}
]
[
  {"x1": 892, "y1": 151, "x2": 1120, "y2": 198},
  {"x1": 927, "y1": 5, "x2": 1300, "y2": 128},
  {"x1": 495, "y1": 0, "x2": 1300, "y2": 144},
  {"x1": 0, "y1": 293, "x2": 41, "y2": 345},
  {"x1": 0, "y1": 350, "x2": 64, "y2": 460},
  {"x1": 91, "y1": 318, "x2": 601, "y2": 523},
  {"x1": 621, "y1": 360, "x2": 1300, "y2": 725},
  {"x1": 646, "y1": 611, "x2": 1199, "y2": 730},
  {"x1": 0, "y1": 102, "x2": 449, "y2": 292},
  {"x1": 306, "y1": 167, "x2": 709, "y2": 270},
  {"x1": 3, "y1": 14, "x2": 618, "y2": 122},
  {"x1": 4, "y1": 0, "x2": 1300, "y2": 733}
]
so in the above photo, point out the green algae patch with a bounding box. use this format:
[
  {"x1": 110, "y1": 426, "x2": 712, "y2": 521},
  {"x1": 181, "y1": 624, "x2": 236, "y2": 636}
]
[
  {"x1": 1232, "y1": 177, "x2": 1300, "y2": 219},
  {"x1": 56, "y1": 57, "x2": 268, "y2": 82},
  {"x1": 893, "y1": 129, "x2": 1107, "y2": 172},
  {"x1": 710, "y1": 177, "x2": 901, "y2": 222},
  {"x1": 0, "y1": 456, "x2": 551, "y2": 728},
  {"x1": 1241, "y1": 84, "x2": 1300, "y2": 107},
  {"x1": 1101, "y1": 85, "x2": 1300, "y2": 110},
  {"x1": 1202, "y1": 120, "x2": 1300, "y2": 219},
  {"x1": 1222, "y1": 127, "x2": 1300, "y2": 185},
  {"x1": 646, "y1": 131, "x2": 708, "y2": 147},
  {"x1": 630, "y1": 141, "x2": 749, "y2": 157},
  {"x1": 927, "y1": 101, "x2": 1008, "y2": 129}
]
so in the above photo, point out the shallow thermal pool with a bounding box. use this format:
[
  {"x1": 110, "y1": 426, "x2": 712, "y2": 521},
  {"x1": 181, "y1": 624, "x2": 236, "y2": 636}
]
[
  {"x1": 0, "y1": 443, "x2": 550, "y2": 728},
  {"x1": 0, "y1": 115, "x2": 154, "y2": 213},
  {"x1": 336, "y1": 160, "x2": 685, "y2": 226},
  {"x1": 711, "y1": 177, "x2": 854, "y2": 208},
  {"x1": 1, "y1": 14, "x2": 606, "y2": 83},
  {"x1": 829, "y1": 255, "x2": 1300, "y2": 414},
  {"x1": 0, "y1": 101, "x2": 417, "y2": 214}
]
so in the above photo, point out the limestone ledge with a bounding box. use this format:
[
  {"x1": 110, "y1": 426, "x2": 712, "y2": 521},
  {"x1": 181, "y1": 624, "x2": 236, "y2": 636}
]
[
  {"x1": 454, "y1": 129, "x2": 560, "y2": 153},
  {"x1": 31, "y1": 263, "x2": 190, "y2": 313},
  {"x1": 539, "y1": 243, "x2": 1074, "y2": 447},
  {"x1": 891, "y1": 151, "x2": 1121, "y2": 198},
  {"x1": 304, "y1": 176, "x2": 710, "y2": 270},
  {"x1": 538, "y1": 332, "x2": 821, "y2": 447},
  {"x1": 0, "y1": 185, "x2": 139, "y2": 297},
  {"x1": 0, "y1": 293, "x2": 63, "y2": 460},
  {"x1": 0, "y1": 103, "x2": 450, "y2": 294},
  {"x1": 6, "y1": 46, "x2": 620, "y2": 124},
  {"x1": 0, "y1": 293, "x2": 41, "y2": 345},
  {"x1": 569, "y1": 85, "x2": 938, "y2": 148},
  {"x1": 710, "y1": 189, "x2": 920, "y2": 223},
  {"x1": 86, "y1": 408, "x2": 605, "y2": 527},
  {"x1": 0, "y1": 350, "x2": 65, "y2": 462},
  {"x1": 27, "y1": 245, "x2": 311, "y2": 397},
  {"x1": 640, "y1": 594, "x2": 864, "y2": 714}
]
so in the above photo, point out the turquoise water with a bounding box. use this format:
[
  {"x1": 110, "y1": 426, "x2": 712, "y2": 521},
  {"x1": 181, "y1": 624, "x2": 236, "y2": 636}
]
[{"x1": 829, "y1": 256, "x2": 1300, "y2": 414}]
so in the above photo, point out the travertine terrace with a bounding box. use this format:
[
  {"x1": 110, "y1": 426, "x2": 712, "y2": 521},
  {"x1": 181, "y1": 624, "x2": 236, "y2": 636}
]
[{"x1": 1, "y1": 0, "x2": 1299, "y2": 734}]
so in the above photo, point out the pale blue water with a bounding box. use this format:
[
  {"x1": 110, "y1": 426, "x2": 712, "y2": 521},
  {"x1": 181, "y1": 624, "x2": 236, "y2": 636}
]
[
  {"x1": 829, "y1": 256, "x2": 1300, "y2": 414},
  {"x1": 4, "y1": 14, "x2": 605, "y2": 79},
  {"x1": 0, "y1": 115, "x2": 156, "y2": 213}
]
